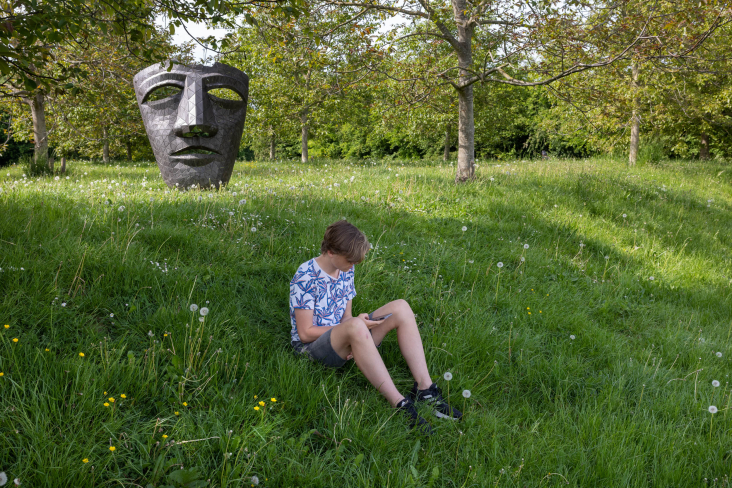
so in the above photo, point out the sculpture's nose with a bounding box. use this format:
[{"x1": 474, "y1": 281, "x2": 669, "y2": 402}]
[{"x1": 174, "y1": 77, "x2": 218, "y2": 138}]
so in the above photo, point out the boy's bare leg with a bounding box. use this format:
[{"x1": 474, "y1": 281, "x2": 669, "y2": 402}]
[
  {"x1": 329, "y1": 317, "x2": 404, "y2": 407},
  {"x1": 368, "y1": 299, "x2": 433, "y2": 391}
]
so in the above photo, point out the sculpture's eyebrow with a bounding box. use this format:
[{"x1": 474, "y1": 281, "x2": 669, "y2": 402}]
[
  {"x1": 139, "y1": 72, "x2": 187, "y2": 96},
  {"x1": 202, "y1": 74, "x2": 248, "y2": 100}
]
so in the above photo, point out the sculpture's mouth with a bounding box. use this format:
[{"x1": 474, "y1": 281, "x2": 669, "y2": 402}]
[{"x1": 171, "y1": 146, "x2": 219, "y2": 156}]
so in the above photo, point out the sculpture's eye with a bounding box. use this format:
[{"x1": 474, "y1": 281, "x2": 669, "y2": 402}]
[
  {"x1": 144, "y1": 85, "x2": 182, "y2": 103},
  {"x1": 207, "y1": 88, "x2": 243, "y2": 101}
]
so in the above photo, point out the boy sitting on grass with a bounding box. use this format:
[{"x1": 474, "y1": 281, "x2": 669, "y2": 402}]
[{"x1": 289, "y1": 220, "x2": 461, "y2": 433}]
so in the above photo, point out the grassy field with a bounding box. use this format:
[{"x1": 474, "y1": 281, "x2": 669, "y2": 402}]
[{"x1": 0, "y1": 156, "x2": 731, "y2": 487}]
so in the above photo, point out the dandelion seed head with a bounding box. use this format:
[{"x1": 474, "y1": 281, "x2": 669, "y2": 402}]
[
  {"x1": 497, "y1": 262, "x2": 504, "y2": 268},
  {"x1": 200, "y1": 307, "x2": 209, "y2": 316},
  {"x1": 709, "y1": 405, "x2": 718, "y2": 414},
  {"x1": 462, "y1": 390, "x2": 471, "y2": 398},
  {"x1": 523, "y1": 244, "x2": 529, "y2": 249},
  {"x1": 712, "y1": 380, "x2": 720, "y2": 387},
  {"x1": 190, "y1": 304, "x2": 198, "y2": 312},
  {"x1": 570, "y1": 335, "x2": 576, "y2": 340},
  {"x1": 716, "y1": 352, "x2": 723, "y2": 358},
  {"x1": 462, "y1": 226, "x2": 467, "y2": 232},
  {"x1": 443, "y1": 372, "x2": 453, "y2": 381}
]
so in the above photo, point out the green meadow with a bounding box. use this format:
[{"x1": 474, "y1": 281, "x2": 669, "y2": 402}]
[{"x1": 0, "y1": 157, "x2": 731, "y2": 487}]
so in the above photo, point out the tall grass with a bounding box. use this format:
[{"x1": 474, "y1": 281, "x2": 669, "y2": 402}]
[{"x1": 0, "y1": 157, "x2": 731, "y2": 487}]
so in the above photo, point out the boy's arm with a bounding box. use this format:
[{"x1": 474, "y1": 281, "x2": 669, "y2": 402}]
[
  {"x1": 294, "y1": 308, "x2": 330, "y2": 343},
  {"x1": 341, "y1": 300, "x2": 353, "y2": 321}
]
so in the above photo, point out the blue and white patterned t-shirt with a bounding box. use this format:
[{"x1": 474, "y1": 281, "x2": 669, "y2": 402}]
[{"x1": 289, "y1": 258, "x2": 356, "y2": 343}]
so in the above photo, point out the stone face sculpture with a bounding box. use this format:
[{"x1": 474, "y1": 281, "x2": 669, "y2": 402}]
[{"x1": 133, "y1": 62, "x2": 249, "y2": 189}]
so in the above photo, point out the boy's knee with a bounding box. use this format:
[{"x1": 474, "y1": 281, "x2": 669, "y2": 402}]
[
  {"x1": 344, "y1": 317, "x2": 370, "y2": 341},
  {"x1": 394, "y1": 299, "x2": 413, "y2": 316}
]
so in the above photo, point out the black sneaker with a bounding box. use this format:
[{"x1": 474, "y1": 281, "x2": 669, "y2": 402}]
[
  {"x1": 410, "y1": 382, "x2": 463, "y2": 420},
  {"x1": 395, "y1": 397, "x2": 432, "y2": 434}
]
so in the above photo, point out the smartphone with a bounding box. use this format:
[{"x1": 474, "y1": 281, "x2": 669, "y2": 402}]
[{"x1": 368, "y1": 313, "x2": 393, "y2": 321}]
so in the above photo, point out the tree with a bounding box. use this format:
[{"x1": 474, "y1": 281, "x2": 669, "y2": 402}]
[
  {"x1": 224, "y1": 4, "x2": 378, "y2": 162},
  {"x1": 314, "y1": 0, "x2": 727, "y2": 180}
]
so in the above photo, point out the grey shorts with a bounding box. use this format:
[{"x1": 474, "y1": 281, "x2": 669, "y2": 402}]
[{"x1": 292, "y1": 319, "x2": 383, "y2": 369}]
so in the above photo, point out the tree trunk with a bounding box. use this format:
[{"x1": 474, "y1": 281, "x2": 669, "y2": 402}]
[
  {"x1": 60, "y1": 156, "x2": 66, "y2": 173},
  {"x1": 700, "y1": 133, "x2": 710, "y2": 160},
  {"x1": 269, "y1": 129, "x2": 276, "y2": 160},
  {"x1": 629, "y1": 62, "x2": 640, "y2": 166},
  {"x1": 300, "y1": 109, "x2": 308, "y2": 163},
  {"x1": 126, "y1": 140, "x2": 132, "y2": 161},
  {"x1": 103, "y1": 127, "x2": 110, "y2": 164},
  {"x1": 454, "y1": 0, "x2": 475, "y2": 182},
  {"x1": 443, "y1": 128, "x2": 450, "y2": 161},
  {"x1": 27, "y1": 90, "x2": 48, "y2": 167},
  {"x1": 48, "y1": 156, "x2": 54, "y2": 171}
]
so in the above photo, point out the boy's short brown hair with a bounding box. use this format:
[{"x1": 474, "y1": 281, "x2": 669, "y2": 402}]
[{"x1": 320, "y1": 220, "x2": 370, "y2": 264}]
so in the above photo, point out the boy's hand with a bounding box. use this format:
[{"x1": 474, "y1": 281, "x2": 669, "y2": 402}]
[{"x1": 358, "y1": 313, "x2": 384, "y2": 329}]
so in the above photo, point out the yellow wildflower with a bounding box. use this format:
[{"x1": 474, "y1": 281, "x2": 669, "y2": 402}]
[
  {"x1": 109, "y1": 446, "x2": 116, "y2": 452},
  {"x1": 174, "y1": 411, "x2": 179, "y2": 415},
  {"x1": 182, "y1": 402, "x2": 188, "y2": 406},
  {"x1": 4, "y1": 324, "x2": 8, "y2": 328},
  {"x1": 162, "y1": 434, "x2": 168, "y2": 439},
  {"x1": 104, "y1": 403, "x2": 109, "y2": 407},
  {"x1": 258, "y1": 401, "x2": 265, "y2": 406},
  {"x1": 45, "y1": 348, "x2": 49, "y2": 352},
  {"x1": 83, "y1": 458, "x2": 89, "y2": 463},
  {"x1": 271, "y1": 398, "x2": 276, "y2": 402},
  {"x1": 104, "y1": 391, "x2": 107, "y2": 395},
  {"x1": 79, "y1": 352, "x2": 85, "y2": 357},
  {"x1": 121, "y1": 394, "x2": 127, "y2": 399},
  {"x1": 108, "y1": 397, "x2": 114, "y2": 402},
  {"x1": 254, "y1": 406, "x2": 260, "y2": 411},
  {"x1": 12, "y1": 338, "x2": 18, "y2": 343},
  {"x1": 0, "y1": 372, "x2": 4, "y2": 377},
  {"x1": 254, "y1": 395, "x2": 258, "y2": 399}
]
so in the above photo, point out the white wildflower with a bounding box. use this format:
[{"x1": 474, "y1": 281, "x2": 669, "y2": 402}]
[
  {"x1": 570, "y1": 335, "x2": 576, "y2": 340},
  {"x1": 497, "y1": 262, "x2": 504, "y2": 268},
  {"x1": 461, "y1": 226, "x2": 467, "y2": 232},
  {"x1": 200, "y1": 307, "x2": 209, "y2": 316},
  {"x1": 709, "y1": 405, "x2": 718, "y2": 414},
  {"x1": 523, "y1": 244, "x2": 529, "y2": 249},
  {"x1": 443, "y1": 372, "x2": 453, "y2": 381},
  {"x1": 712, "y1": 380, "x2": 720, "y2": 387},
  {"x1": 190, "y1": 304, "x2": 198, "y2": 312},
  {"x1": 462, "y1": 390, "x2": 471, "y2": 398}
]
